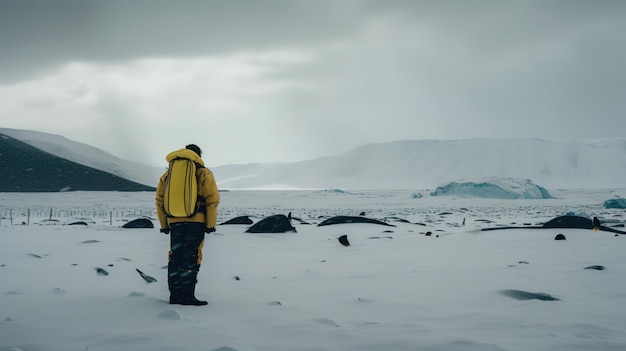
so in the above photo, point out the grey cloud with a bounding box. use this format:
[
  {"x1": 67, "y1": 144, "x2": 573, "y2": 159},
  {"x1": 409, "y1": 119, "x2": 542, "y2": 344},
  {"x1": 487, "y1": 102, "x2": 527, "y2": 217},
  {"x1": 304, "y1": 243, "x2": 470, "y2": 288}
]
[
  {"x1": 4, "y1": 1, "x2": 625, "y2": 82},
  {"x1": 2, "y1": 0, "x2": 626, "y2": 163},
  {"x1": 0, "y1": 0, "x2": 365, "y2": 82}
]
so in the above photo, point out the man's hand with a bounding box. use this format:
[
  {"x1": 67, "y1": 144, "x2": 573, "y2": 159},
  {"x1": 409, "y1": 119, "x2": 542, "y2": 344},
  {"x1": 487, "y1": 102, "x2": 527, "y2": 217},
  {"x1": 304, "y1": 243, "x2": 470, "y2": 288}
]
[
  {"x1": 160, "y1": 228, "x2": 170, "y2": 234},
  {"x1": 205, "y1": 227, "x2": 216, "y2": 234}
]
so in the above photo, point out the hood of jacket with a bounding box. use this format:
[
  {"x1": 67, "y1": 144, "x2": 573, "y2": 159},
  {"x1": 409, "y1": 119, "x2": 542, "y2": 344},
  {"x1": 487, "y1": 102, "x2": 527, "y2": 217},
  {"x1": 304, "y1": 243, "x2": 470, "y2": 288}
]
[{"x1": 165, "y1": 148, "x2": 205, "y2": 167}]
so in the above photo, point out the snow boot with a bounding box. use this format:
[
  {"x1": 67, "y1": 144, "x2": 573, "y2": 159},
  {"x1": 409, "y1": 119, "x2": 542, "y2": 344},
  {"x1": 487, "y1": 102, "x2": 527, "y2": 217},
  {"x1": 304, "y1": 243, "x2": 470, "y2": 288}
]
[{"x1": 169, "y1": 271, "x2": 207, "y2": 306}]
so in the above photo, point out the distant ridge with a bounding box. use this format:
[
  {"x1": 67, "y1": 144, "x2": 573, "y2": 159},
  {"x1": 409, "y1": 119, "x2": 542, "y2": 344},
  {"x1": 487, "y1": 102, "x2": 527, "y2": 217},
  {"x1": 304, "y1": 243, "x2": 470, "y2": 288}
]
[
  {"x1": 3, "y1": 128, "x2": 625, "y2": 191},
  {"x1": 212, "y1": 138, "x2": 626, "y2": 190},
  {"x1": 0, "y1": 133, "x2": 155, "y2": 192}
]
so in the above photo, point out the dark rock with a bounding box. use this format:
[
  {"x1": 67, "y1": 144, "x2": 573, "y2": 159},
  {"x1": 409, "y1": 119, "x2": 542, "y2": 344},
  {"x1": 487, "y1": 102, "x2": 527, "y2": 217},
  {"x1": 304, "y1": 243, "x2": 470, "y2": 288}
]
[
  {"x1": 245, "y1": 214, "x2": 296, "y2": 233},
  {"x1": 482, "y1": 215, "x2": 626, "y2": 235},
  {"x1": 122, "y1": 218, "x2": 154, "y2": 229},
  {"x1": 317, "y1": 216, "x2": 395, "y2": 227},
  {"x1": 584, "y1": 265, "x2": 605, "y2": 271},
  {"x1": 544, "y1": 216, "x2": 593, "y2": 229},
  {"x1": 338, "y1": 235, "x2": 350, "y2": 246},
  {"x1": 95, "y1": 267, "x2": 109, "y2": 276},
  {"x1": 499, "y1": 289, "x2": 560, "y2": 301},
  {"x1": 386, "y1": 217, "x2": 411, "y2": 223},
  {"x1": 221, "y1": 216, "x2": 253, "y2": 225},
  {"x1": 555, "y1": 234, "x2": 566, "y2": 240},
  {"x1": 136, "y1": 268, "x2": 157, "y2": 283}
]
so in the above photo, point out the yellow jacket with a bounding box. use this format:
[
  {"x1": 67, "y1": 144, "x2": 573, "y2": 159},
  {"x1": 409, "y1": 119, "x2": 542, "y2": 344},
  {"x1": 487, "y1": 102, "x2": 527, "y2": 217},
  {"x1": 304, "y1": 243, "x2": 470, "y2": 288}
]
[{"x1": 155, "y1": 148, "x2": 220, "y2": 230}]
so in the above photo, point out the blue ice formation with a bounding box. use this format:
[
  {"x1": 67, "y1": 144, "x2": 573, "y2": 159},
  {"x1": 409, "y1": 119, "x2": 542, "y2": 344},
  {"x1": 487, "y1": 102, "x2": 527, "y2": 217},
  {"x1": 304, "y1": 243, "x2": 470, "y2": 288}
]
[{"x1": 430, "y1": 177, "x2": 553, "y2": 199}]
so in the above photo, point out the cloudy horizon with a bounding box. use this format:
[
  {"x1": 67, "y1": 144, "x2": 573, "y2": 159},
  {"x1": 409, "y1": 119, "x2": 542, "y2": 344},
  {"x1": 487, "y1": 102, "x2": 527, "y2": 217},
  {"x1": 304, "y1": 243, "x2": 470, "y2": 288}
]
[{"x1": 1, "y1": 0, "x2": 625, "y2": 167}]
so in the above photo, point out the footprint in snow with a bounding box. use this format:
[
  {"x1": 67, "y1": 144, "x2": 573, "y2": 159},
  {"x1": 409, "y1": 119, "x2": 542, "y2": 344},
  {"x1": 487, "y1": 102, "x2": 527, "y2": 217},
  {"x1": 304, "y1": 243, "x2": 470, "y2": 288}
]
[
  {"x1": 6, "y1": 289, "x2": 24, "y2": 295},
  {"x1": 79, "y1": 240, "x2": 100, "y2": 244},
  {"x1": 158, "y1": 309, "x2": 183, "y2": 320},
  {"x1": 310, "y1": 318, "x2": 339, "y2": 327}
]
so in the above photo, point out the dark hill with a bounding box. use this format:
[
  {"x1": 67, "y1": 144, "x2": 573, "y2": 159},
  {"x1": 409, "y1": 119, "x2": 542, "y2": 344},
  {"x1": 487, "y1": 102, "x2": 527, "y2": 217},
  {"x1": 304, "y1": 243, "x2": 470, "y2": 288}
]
[{"x1": 0, "y1": 133, "x2": 155, "y2": 192}]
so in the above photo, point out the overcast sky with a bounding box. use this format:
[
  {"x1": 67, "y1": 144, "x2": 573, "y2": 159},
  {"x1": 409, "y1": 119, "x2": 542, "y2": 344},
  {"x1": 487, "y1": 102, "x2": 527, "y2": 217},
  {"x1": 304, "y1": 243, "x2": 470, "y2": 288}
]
[{"x1": 1, "y1": 0, "x2": 625, "y2": 167}]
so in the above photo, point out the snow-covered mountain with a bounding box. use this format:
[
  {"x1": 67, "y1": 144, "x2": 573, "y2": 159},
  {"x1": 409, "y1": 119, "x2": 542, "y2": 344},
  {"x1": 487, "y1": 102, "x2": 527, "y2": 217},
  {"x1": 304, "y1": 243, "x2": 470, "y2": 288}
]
[
  {"x1": 0, "y1": 128, "x2": 163, "y2": 187},
  {"x1": 214, "y1": 139, "x2": 626, "y2": 190},
  {"x1": 3, "y1": 128, "x2": 625, "y2": 190}
]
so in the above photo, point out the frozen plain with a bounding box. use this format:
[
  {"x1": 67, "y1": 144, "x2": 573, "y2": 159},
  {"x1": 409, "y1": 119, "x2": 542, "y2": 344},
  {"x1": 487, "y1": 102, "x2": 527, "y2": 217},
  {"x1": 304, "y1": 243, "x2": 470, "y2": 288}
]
[{"x1": 1, "y1": 188, "x2": 626, "y2": 351}]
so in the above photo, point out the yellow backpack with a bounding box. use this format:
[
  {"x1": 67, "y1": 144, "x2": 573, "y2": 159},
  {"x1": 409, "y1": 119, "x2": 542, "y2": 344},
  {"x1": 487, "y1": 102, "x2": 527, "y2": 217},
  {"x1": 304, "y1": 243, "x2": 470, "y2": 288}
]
[{"x1": 163, "y1": 158, "x2": 199, "y2": 217}]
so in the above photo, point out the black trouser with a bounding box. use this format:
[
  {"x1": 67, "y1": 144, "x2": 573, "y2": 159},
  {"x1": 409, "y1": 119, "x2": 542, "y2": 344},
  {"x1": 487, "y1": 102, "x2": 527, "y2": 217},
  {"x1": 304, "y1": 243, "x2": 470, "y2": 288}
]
[{"x1": 168, "y1": 222, "x2": 205, "y2": 298}]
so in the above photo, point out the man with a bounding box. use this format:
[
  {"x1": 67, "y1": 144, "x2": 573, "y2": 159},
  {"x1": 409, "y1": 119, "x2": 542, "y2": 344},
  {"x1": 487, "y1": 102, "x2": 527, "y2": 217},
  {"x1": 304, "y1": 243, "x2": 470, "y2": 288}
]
[{"x1": 155, "y1": 144, "x2": 220, "y2": 306}]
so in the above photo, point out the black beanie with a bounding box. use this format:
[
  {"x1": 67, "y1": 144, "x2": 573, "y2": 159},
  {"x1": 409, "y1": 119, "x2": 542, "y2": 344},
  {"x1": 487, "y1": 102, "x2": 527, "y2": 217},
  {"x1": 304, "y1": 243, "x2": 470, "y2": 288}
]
[{"x1": 185, "y1": 144, "x2": 202, "y2": 157}]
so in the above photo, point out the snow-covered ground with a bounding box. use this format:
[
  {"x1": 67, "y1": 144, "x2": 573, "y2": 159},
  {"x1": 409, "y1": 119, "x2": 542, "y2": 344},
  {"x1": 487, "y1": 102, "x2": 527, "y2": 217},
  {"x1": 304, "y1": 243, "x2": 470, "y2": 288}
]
[{"x1": 1, "y1": 188, "x2": 626, "y2": 351}]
